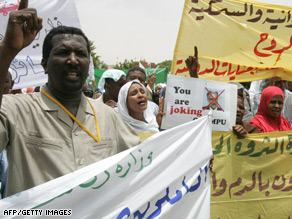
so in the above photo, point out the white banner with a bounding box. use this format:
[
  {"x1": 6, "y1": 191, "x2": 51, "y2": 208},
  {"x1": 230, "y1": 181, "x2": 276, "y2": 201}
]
[
  {"x1": 0, "y1": 0, "x2": 81, "y2": 89},
  {"x1": 161, "y1": 74, "x2": 237, "y2": 131},
  {"x1": 0, "y1": 115, "x2": 213, "y2": 219}
]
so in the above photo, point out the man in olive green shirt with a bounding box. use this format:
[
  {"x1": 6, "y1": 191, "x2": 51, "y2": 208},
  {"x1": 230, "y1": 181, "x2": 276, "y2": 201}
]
[{"x1": 0, "y1": 0, "x2": 140, "y2": 196}]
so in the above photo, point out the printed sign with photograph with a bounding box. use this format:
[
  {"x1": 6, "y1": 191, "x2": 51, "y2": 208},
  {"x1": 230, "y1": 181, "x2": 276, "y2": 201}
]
[{"x1": 161, "y1": 74, "x2": 237, "y2": 131}]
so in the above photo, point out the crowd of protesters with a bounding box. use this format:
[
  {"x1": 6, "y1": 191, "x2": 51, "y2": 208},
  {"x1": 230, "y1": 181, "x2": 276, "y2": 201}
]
[{"x1": 0, "y1": 0, "x2": 291, "y2": 201}]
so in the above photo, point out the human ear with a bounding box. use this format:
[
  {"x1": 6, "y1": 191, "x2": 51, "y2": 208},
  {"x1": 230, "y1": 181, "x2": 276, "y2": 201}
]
[{"x1": 41, "y1": 59, "x2": 48, "y2": 74}]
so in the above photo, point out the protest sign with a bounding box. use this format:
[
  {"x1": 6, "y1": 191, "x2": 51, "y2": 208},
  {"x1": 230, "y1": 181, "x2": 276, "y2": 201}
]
[
  {"x1": 172, "y1": 0, "x2": 292, "y2": 82},
  {"x1": 211, "y1": 131, "x2": 292, "y2": 219},
  {"x1": 0, "y1": 0, "x2": 81, "y2": 89},
  {"x1": 0, "y1": 115, "x2": 213, "y2": 219},
  {"x1": 161, "y1": 74, "x2": 237, "y2": 131}
]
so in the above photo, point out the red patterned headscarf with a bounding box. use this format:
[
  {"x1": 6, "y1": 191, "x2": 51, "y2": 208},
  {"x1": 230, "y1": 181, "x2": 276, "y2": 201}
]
[{"x1": 249, "y1": 86, "x2": 291, "y2": 133}]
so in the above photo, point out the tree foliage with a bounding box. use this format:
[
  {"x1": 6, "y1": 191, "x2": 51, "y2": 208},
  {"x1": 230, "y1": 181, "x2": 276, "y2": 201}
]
[
  {"x1": 89, "y1": 40, "x2": 108, "y2": 70},
  {"x1": 157, "y1": 60, "x2": 172, "y2": 70},
  {"x1": 113, "y1": 59, "x2": 140, "y2": 70}
]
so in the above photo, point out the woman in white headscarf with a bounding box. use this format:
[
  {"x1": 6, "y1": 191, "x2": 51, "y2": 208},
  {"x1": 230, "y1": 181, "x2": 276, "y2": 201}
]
[{"x1": 118, "y1": 80, "x2": 159, "y2": 133}]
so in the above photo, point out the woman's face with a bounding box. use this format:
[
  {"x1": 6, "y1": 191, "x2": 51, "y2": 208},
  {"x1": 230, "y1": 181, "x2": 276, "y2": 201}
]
[
  {"x1": 127, "y1": 83, "x2": 148, "y2": 114},
  {"x1": 267, "y1": 95, "x2": 283, "y2": 118}
]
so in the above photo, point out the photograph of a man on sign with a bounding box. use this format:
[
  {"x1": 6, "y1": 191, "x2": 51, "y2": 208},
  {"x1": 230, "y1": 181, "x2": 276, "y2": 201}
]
[
  {"x1": 202, "y1": 88, "x2": 225, "y2": 111},
  {"x1": 161, "y1": 74, "x2": 237, "y2": 131}
]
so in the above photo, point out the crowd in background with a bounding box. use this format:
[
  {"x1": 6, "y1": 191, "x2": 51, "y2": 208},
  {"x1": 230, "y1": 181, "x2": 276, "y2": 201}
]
[
  {"x1": 0, "y1": 0, "x2": 291, "y2": 204},
  {"x1": 6, "y1": 67, "x2": 292, "y2": 135}
]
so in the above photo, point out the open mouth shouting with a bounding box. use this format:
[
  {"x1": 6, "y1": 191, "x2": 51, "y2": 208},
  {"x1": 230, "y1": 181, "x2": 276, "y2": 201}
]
[
  {"x1": 137, "y1": 99, "x2": 147, "y2": 106},
  {"x1": 66, "y1": 69, "x2": 81, "y2": 81}
]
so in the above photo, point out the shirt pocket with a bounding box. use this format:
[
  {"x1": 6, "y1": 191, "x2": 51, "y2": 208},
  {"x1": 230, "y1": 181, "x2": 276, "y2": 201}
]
[
  {"x1": 24, "y1": 135, "x2": 63, "y2": 151},
  {"x1": 24, "y1": 134, "x2": 65, "y2": 174},
  {"x1": 87, "y1": 138, "x2": 117, "y2": 162}
]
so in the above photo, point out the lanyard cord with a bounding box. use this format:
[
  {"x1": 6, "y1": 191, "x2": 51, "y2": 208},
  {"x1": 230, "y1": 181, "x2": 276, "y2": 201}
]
[{"x1": 41, "y1": 89, "x2": 101, "y2": 142}]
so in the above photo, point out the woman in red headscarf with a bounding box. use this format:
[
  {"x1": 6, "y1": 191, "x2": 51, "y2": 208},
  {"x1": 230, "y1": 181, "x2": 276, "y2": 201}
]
[{"x1": 249, "y1": 86, "x2": 291, "y2": 133}]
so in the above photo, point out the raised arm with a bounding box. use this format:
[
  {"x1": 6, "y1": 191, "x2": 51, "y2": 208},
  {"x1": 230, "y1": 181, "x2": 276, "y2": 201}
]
[
  {"x1": 0, "y1": 0, "x2": 42, "y2": 106},
  {"x1": 148, "y1": 73, "x2": 156, "y2": 91},
  {"x1": 156, "y1": 96, "x2": 165, "y2": 127},
  {"x1": 185, "y1": 46, "x2": 199, "y2": 78}
]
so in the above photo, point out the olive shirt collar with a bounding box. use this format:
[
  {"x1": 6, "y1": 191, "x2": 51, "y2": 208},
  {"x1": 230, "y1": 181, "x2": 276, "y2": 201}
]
[{"x1": 39, "y1": 85, "x2": 94, "y2": 128}]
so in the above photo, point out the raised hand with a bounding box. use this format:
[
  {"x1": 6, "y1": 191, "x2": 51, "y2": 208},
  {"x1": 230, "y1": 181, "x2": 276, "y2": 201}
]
[
  {"x1": 0, "y1": 0, "x2": 42, "y2": 107},
  {"x1": 185, "y1": 46, "x2": 199, "y2": 78},
  {"x1": 148, "y1": 73, "x2": 156, "y2": 90},
  {"x1": 156, "y1": 96, "x2": 165, "y2": 127},
  {"x1": 2, "y1": 0, "x2": 42, "y2": 56}
]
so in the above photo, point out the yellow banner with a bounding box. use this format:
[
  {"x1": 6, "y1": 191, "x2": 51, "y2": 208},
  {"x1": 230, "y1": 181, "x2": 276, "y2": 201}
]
[
  {"x1": 172, "y1": 0, "x2": 292, "y2": 82},
  {"x1": 211, "y1": 131, "x2": 292, "y2": 218}
]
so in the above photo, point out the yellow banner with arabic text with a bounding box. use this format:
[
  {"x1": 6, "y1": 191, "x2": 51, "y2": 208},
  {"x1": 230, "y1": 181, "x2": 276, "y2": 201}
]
[
  {"x1": 211, "y1": 131, "x2": 292, "y2": 219},
  {"x1": 173, "y1": 0, "x2": 292, "y2": 82}
]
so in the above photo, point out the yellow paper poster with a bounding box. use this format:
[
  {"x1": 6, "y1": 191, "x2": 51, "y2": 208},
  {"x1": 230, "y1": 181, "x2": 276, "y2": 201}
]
[
  {"x1": 172, "y1": 0, "x2": 292, "y2": 82},
  {"x1": 211, "y1": 131, "x2": 292, "y2": 218}
]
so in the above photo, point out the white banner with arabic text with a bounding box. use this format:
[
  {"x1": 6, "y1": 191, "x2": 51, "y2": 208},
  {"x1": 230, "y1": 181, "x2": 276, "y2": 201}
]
[
  {"x1": 0, "y1": 0, "x2": 81, "y2": 89},
  {"x1": 0, "y1": 115, "x2": 212, "y2": 219}
]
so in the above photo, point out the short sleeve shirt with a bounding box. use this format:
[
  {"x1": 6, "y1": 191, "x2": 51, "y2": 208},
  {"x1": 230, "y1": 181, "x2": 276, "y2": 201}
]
[{"x1": 0, "y1": 86, "x2": 141, "y2": 196}]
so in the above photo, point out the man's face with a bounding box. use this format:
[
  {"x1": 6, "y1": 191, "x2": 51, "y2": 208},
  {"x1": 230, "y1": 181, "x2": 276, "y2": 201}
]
[
  {"x1": 42, "y1": 34, "x2": 89, "y2": 94},
  {"x1": 106, "y1": 76, "x2": 126, "y2": 102},
  {"x1": 126, "y1": 71, "x2": 146, "y2": 86},
  {"x1": 274, "y1": 80, "x2": 286, "y2": 92},
  {"x1": 208, "y1": 92, "x2": 219, "y2": 109}
]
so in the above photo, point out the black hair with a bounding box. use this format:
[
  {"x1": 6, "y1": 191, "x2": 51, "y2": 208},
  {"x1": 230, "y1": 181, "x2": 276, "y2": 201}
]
[
  {"x1": 237, "y1": 88, "x2": 244, "y2": 99},
  {"x1": 240, "y1": 82, "x2": 251, "y2": 90},
  {"x1": 237, "y1": 95, "x2": 245, "y2": 108},
  {"x1": 126, "y1": 66, "x2": 146, "y2": 79},
  {"x1": 42, "y1": 26, "x2": 90, "y2": 60}
]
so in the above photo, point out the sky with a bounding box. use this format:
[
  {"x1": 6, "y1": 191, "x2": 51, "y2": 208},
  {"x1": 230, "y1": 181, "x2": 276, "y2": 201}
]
[{"x1": 75, "y1": 0, "x2": 292, "y2": 66}]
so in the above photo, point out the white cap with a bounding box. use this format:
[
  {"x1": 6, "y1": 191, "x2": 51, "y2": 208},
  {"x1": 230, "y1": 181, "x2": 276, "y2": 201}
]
[{"x1": 98, "y1": 69, "x2": 126, "y2": 92}]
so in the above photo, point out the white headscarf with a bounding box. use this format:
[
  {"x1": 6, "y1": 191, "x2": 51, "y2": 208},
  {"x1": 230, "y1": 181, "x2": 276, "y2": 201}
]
[
  {"x1": 118, "y1": 80, "x2": 159, "y2": 133},
  {"x1": 98, "y1": 69, "x2": 126, "y2": 92}
]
